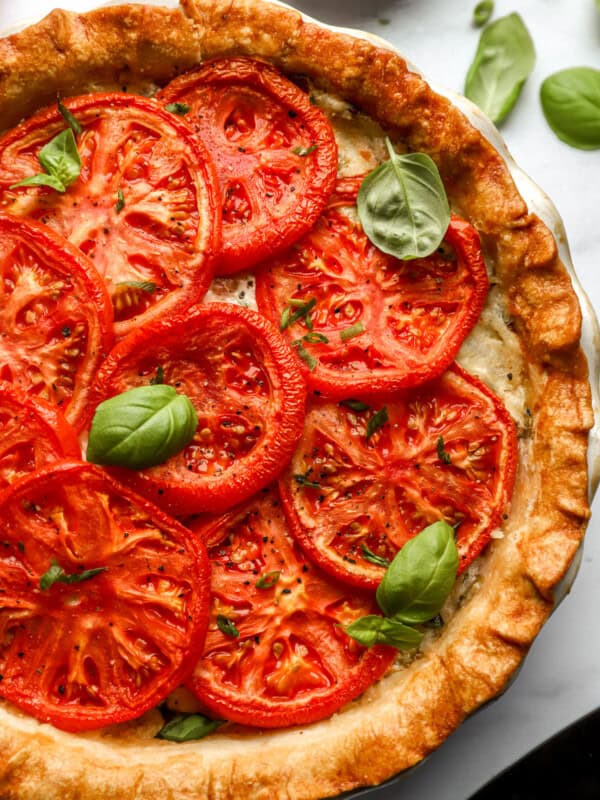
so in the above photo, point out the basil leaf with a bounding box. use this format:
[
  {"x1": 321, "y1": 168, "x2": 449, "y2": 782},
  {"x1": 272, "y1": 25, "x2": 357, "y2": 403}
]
[
  {"x1": 165, "y1": 102, "x2": 190, "y2": 116},
  {"x1": 86, "y1": 385, "x2": 198, "y2": 470},
  {"x1": 149, "y1": 365, "x2": 165, "y2": 385},
  {"x1": 345, "y1": 615, "x2": 423, "y2": 650},
  {"x1": 256, "y1": 571, "x2": 281, "y2": 589},
  {"x1": 217, "y1": 615, "x2": 240, "y2": 638},
  {"x1": 294, "y1": 472, "x2": 320, "y2": 489},
  {"x1": 366, "y1": 406, "x2": 388, "y2": 441},
  {"x1": 357, "y1": 139, "x2": 450, "y2": 261},
  {"x1": 361, "y1": 543, "x2": 390, "y2": 568},
  {"x1": 540, "y1": 68, "x2": 600, "y2": 150},
  {"x1": 57, "y1": 98, "x2": 82, "y2": 135},
  {"x1": 156, "y1": 714, "x2": 223, "y2": 742},
  {"x1": 376, "y1": 520, "x2": 458, "y2": 623},
  {"x1": 115, "y1": 188, "x2": 125, "y2": 213},
  {"x1": 465, "y1": 13, "x2": 536, "y2": 124},
  {"x1": 342, "y1": 399, "x2": 370, "y2": 412},
  {"x1": 472, "y1": 0, "x2": 493, "y2": 27},
  {"x1": 12, "y1": 173, "x2": 66, "y2": 191},
  {"x1": 40, "y1": 559, "x2": 106, "y2": 591},
  {"x1": 437, "y1": 436, "x2": 452, "y2": 465},
  {"x1": 38, "y1": 128, "x2": 81, "y2": 187}
]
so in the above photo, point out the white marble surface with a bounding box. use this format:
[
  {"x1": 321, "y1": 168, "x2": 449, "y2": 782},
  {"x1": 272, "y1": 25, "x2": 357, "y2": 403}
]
[{"x1": 1, "y1": 1, "x2": 599, "y2": 798}]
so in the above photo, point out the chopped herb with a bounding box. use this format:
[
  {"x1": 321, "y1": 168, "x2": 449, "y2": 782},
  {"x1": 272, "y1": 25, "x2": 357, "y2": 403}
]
[
  {"x1": 216, "y1": 614, "x2": 240, "y2": 638},
  {"x1": 57, "y1": 97, "x2": 82, "y2": 135},
  {"x1": 342, "y1": 399, "x2": 370, "y2": 412},
  {"x1": 340, "y1": 321, "x2": 365, "y2": 341},
  {"x1": 294, "y1": 471, "x2": 320, "y2": 489},
  {"x1": 17, "y1": 542, "x2": 25, "y2": 553},
  {"x1": 302, "y1": 332, "x2": 329, "y2": 344},
  {"x1": 256, "y1": 571, "x2": 281, "y2": 589},
  {"x1": 165, "y1": 102, "x2": 190, "y2": 116},
  {"x1": 361, "y1": 543, "x2": 391, "y2": 568},
  {"x1": 292, "y1": 340, "x2": 317, "y2": 371},
  {"x1": 156, "y1": 713, "x2": 224, "y2": 742},
  {"x1": 280, "y1": 297, "x2": 317, "y2": 330},
  {"x1": 61, "y1": 326, "x2": 71, "y2": 337},
  {"x1": 39, "y1": 559, "x2": 106, "y2": 591},
  {"x1": 378, "y1": 18, "x2": 391, "y2": 25},
  {"x1": 292, "y1": 144, "x2": 318, "y2": 156},
  {"x1": 437, "y1": 436, "x2": 452, "y2": 465},
  {"x1": 116, "y1": 280, "x2": 156, "y2": 294},
  {"x1": 115, "y1": 188, "x2": 125, "y2": 213},
  {"x1": 366, "y1": 407, "x2": 389, "y2": 441},
  {"x1": 150, "y1": 365, "x2": 165, "y2": 385}
]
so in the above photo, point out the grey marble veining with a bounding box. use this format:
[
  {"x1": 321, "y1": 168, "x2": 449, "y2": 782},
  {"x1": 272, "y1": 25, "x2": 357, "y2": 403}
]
[{"x1": 2, "y1": 1, "x2": 600, "y2": 798}]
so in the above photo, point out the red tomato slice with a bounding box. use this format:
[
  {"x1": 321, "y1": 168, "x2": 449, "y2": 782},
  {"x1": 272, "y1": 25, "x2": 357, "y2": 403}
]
[
  {"x1": 157, "y1": 57, "x2": 338, "y2": 275},
  {"x1": 0, "y1": 213, "x2": 113, "y2": 428},
  {"x1": 185, "y1": 487, "x2": 394, "y2": 727},
  {"x1": 85, "y1": 303, "x2": 306, "y2": 516},
  {"x1": 0, "y1": 380, "x2": 80, "y2": 490},
  {"x1": 0, "y1": 94, "x2": 220, "y2": 337},
  {"x1": 0, "y1": 462, "x2": 210, "y2": 732},
  {"x1": 279, "y1": 365, "x2": 517, "y2": 589},
  {"x1": 256, "y1": 178, "x2": 490, "y2": 398}
]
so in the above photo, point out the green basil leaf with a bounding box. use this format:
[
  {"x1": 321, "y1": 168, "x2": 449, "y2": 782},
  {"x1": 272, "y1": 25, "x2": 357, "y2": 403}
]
[
  {"x1": 345, "y1": 615, "x2": 423, "y2": 650},
  {"x1": 57, "y1": 98, "x2": 82, "y2": 135},
  {"x1": 540, "y1": 67, "x2": 600, "y2": 150},
  {"x1": 149, "y1": 365, "x2": 165, "y2": 385},
  {"x1": 38, "y1": 128, "x2": 81, "y2": 188},
  {"x1": 437, "y1": 436, "x2": 452, "y2": 465},
  {"x1": 165, "y1": 102, "x2": 190, "y2": 116},
  {"x1": 156, "y1": 714, "x2": 223, "y2": 742},
  {"x1": 361, "y1": 543, "x2": 390, "y2": 568},
  {"x1": 366, "y1": 406, "x2": 388, "y2": 441},
  {"x1": 216, "y1": 614, "x2": 240, "y2": 638},
  {"x1": 256, "y1": 571, "x2": 281, "y2": 589},
  {"x1": 465, "y1": 13, "x2": 536, "y2": 124},
  {"x1": 342, "y1": 399, "x2": 370, "y2": 412},
  {"x1": 294, "y1": 472, "x2": 320, "y2": 489},
  {"x1": 357, "y1": 139, "x2": 450, "y2": 261},
  {"x1": 11, "y1": 173, "x2": 66, "y2": 191},
  {"x1": 40, "y1": 559, "x2": 106, "y2": 591},
  {"x1": 376, "y1": 520, "x2": 458, "y2": 623},
  {"x1": 86, "y1": 385, "x2": 198, "y2": 470},
  {"x1": 472, "y1": 0, "x2": 494, "y2": 27},
  {"x1": 115, "y1": 188, "x2": 125, "y2": 213}
]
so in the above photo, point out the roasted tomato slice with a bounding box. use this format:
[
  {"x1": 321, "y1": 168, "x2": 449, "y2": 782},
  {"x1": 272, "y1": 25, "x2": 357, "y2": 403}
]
[
  {"x1": 0, "y1": 213, "x2": 113, "y2": 428},
  {"x1": 84, "y1": 303, "x2": 306, "y2": 516},
  {"x1": 157, "y1": 57, "x2": 338, "y2": 275},
  {"x1": 0, "y1": 462, "x2": 210, "y2": 732},
  {"x1": 279, "y1": 365, "x2": 517, "y2": 589},
  {"x1": 0, "y1": 380, "x2": 80, "y2": 490},
  {"x1": 0, "y1": 93, "x2": 220, "y2": 337},
  {"x1": 185, "y1": 486, "x2": 394, "y2": 727},
  {"x1": 256, "y1": 178, "x2": 489, "y2": 397}
]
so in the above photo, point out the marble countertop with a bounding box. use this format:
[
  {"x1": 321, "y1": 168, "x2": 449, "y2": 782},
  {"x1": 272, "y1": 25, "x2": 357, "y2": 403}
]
[{"x1": 2, "y1": 1, "x2": 599, "y2": 798}]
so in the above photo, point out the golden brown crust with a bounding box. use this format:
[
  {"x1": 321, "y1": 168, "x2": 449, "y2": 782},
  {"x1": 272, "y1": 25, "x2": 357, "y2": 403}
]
[{"x1": 0, "y1": 2, "x2": 593, "y2": 799}]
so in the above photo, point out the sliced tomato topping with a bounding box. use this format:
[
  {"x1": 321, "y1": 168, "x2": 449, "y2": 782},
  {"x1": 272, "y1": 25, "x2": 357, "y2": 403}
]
[
  {"x1": 0, "y1": 213, "x2": 113, "y2": 428},
  {"x1": 84, "y1": 303, "x2": 307, "y2": 516},
  {"x1": 0, "y1": 380, "x2": 80, "y2": 490},
  {"x1": 158, "y1": 57, "x2": 338, "y2": 275},
  {"x1": 256, "y1": 178, "x2": 490, "y2": 397},
  {"x1": 279, "y1": 365, "x2": 517, "y2": 589},
  {"x1": 0, "y1": 93, "x2": 220, "y2": 337},
  {"x1": 185, "y1": 487, "x2": 394, "y2": 727},
  {"x1": 0, "y1": 462, "x2": 210, "y2": 731}
]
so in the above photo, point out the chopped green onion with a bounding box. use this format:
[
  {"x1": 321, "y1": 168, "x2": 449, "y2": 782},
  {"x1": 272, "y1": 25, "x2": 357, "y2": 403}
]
[
  {"x1": 216, "y1": 615, "x2": 239, "y2": 638},
  {"x1": 340, "y1": 321, "x2": 365, "y2": 341},
  {"x1": 256, "y1": 571, "x2": 281, "y2": 589}
]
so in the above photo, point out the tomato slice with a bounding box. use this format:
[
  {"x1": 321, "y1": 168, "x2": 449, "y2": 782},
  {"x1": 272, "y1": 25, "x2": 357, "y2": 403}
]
[
  {"x1": 256, "y1": 178, "x2": 490, "y2": 398},
  {"x1": 0, "y1": 380, "x2": 80, "y2": 491},
  {"x1": 0, "y1": 462, "x2": 210, "y2": 732},
  {"x1": 185, "y1": 487, "x2": 394, "y2": 727},
  {"x1": 84, "y1": 303, "x2": 307, "y2": 516},
  {"x1": 0, "y1": 213, "x2": 113, "y2": 428},
  {"x1": 0, "y1": 93, "x2": 220, "y2": 337},
  {"x1": 279, "y1": 365, "x2": 517, "y2": 589},
  {"x1": 157, "y1": 57, "x2": 338, "y2": 275}
]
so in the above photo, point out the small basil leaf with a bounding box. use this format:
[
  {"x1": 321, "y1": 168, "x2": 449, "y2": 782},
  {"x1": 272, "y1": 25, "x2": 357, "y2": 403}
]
[
  {"x1": 11, "y1": 173, "x2": 66, "y2": 191},
  {"x1": 376, "y1": 520, "x2": 458, "y2": 623},
  {"x1": 38, "y1": 128, "x2": 81, "y2": 188},
  {"x1": 165, "y1": 102, "x2": 190, "y2": 116},
  {"x1": 216, "y1": 615, "x2": 240, "y2": 638},
  {"x1": 149, "y1": 365, "x2": 165, "y2": 385},
  {"x1": 345, "y1": 615, "x2": 423, "y2": 650},
  {"x1": 294, "y1": 472, "x2": 320, "y2": 489},
  {"x1": 465, "y1": 13, "x2": 536, "y2": 124},
  {"x1": 540, "y1": 68, "x2": 600, "y2": 151},
  {"x1": 57, "y1": 98, "x2": 82, "y2": 136},
  {"x1": 115, "y1": 188, "x2": 125, "y2": 213},
  {"x1": 342, "y1": 399, "x2": 370, "y2": 412},
  {"x1": 156, "y1": 714, "x2": 223, "y2": 742},
  {"x1": 472, "y1": 0, "x2": 494, "y2": 27},
  {"x1": 256, "y1": 571, "x2": 281, "y2": 589},
  {"x1": 86, "y1": 385, "x2": 198, "y2": 470},
  {"x1": 357, "y1": 140, "x2": 450, "y2": 261},
  {"x1": 366, "y1": 406, "x2": 388, "y2": 441},
  {"x1": 437, "y1": 435, "x2": 452, "y2": 465},
  {"x1": 40, "y1": 559, "x2": 106, "y2": 591},
  {"x1": 361, "y1": 543, "x2": 391, "y2": 568}
]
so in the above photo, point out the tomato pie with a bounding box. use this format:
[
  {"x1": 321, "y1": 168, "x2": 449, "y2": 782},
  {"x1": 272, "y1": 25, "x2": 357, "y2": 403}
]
[{"x1": 0, "y1": 1, "x2": 593, "y2": 799}]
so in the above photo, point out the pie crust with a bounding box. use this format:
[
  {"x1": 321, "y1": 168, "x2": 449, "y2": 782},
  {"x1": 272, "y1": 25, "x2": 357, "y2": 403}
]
[{"x1": 0, "y1": 2, "x2": 593, "y2": 799}]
